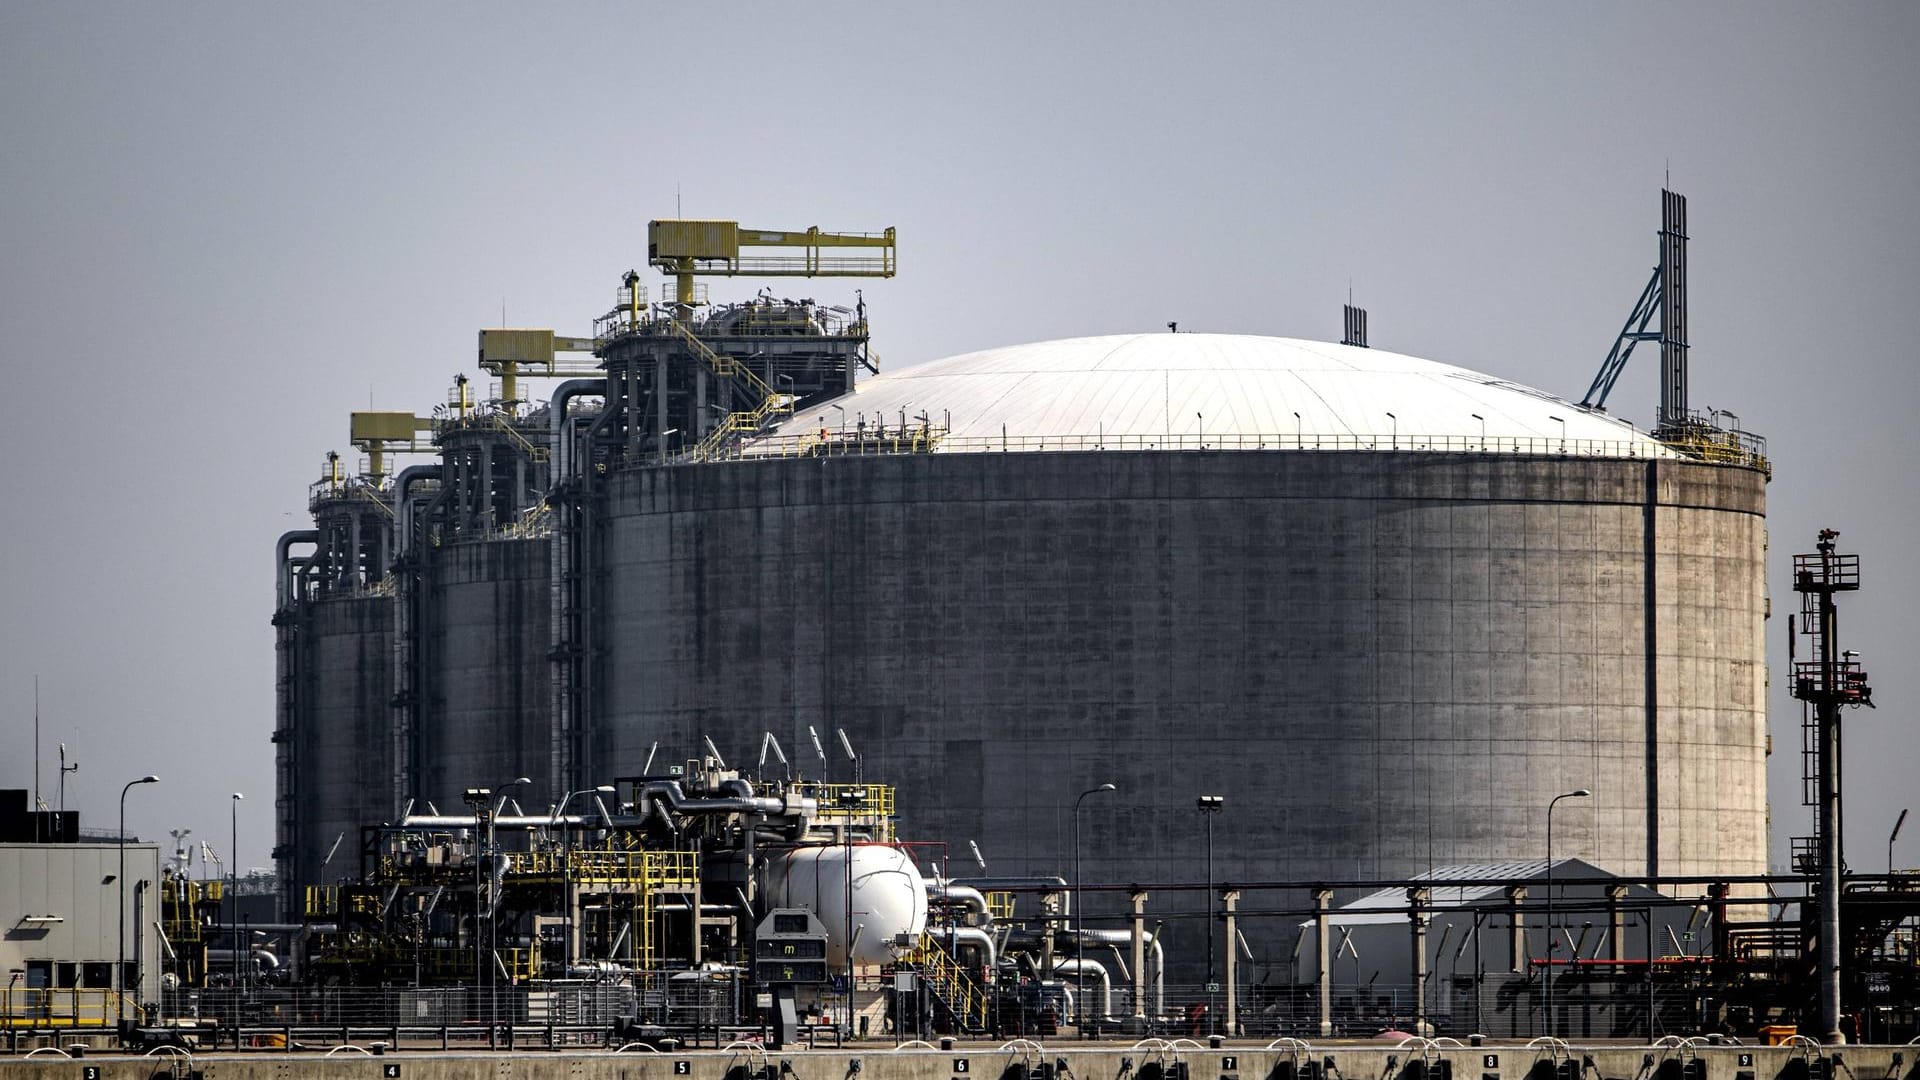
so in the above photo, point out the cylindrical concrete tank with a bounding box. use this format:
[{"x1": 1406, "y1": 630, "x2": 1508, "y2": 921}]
[
  {"x1": 760, "y1": 844, "x2": 929, "y2": 965},
  {"x1": 593, "y1": 335, "x2": 1769, "y2": 896},
  {"x1": 421, "y1": 537, "x2": 553, "y2": 814},
  {"x1": 291, "y1": 595, "x2": 391, "y2": 889}
]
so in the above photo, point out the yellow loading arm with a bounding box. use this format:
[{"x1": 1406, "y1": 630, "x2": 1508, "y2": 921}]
[
  {"x1": 477, "y1": 329, "x2": 600, "y2": 405},
  {"x1": 647, "y1": 219, "x2": 896, "y2": 307},
  {"x1": 349, "y1": 411, "x2": 434, "y2": 486}
]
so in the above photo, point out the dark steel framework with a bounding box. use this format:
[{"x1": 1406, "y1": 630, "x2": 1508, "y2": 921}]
[
  {"x1": 1583, "y1": 188, "x2": 1689, "y2": 425},
  {"x1": 1791, "y1": 529, "x2": 1874, "y2": 1042}
]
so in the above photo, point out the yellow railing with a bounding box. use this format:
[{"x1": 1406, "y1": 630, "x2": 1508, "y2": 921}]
[
  {"x1": 305, "y1": 883, "x2": 338, "y2": 918},
  {"x1": 430, "y1": 409, "x2": 554, "y2": 464},
  {"x1": 499, "y1": 847, "x2": 699, "y2": 888},
  {"x1": 488, "y1": 413, "x2": 552, "y2": 463},
  {"x1": 665, "y1": 318, "x2": 778, "y2": 401},
  {"x1": 904, "y1": 934, "x2": 988, "y2": 1031},
  {"x1": 663, "y1": 319, "x2": 797, "y2": 461},
  {"x1": 308, "y1": 476, "x2": 396, "y2": 516},
  {"x1": 986, "y1": 891, "x2": 1016, "y2": 922},
  {"x1": 162, "y1": 878, "x2": 222, "y2": 941},
  {"x1": 794, "y1": 782, "x2": 896, "y2": 820},
  {"x1": 1660, "y1": 428, "x2": 1770, "y2": 477},
  {"x1": 0, "y1": 989, "x2": 130, "y2": 1028},
  {"x1": 495, "y1": 502, "x2": 552, "y2": 540}
]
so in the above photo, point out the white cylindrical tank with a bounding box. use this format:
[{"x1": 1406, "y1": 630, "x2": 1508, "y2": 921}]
[{"x1": 761, "y1": 844, "x2": 927, "y2": 966}]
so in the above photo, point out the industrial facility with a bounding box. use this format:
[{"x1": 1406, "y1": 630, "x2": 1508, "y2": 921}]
[
  {"x1": 239, "y1": 195, "x2": 1908, "y2": 1044},
  {"x1": 275, "y1": 194, "x2": 1771, "y2": 894}
]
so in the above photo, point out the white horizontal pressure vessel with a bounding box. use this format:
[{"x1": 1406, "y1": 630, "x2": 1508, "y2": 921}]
[{"x1": 761, "y1": 844, "x2": 927, "y2": 966}]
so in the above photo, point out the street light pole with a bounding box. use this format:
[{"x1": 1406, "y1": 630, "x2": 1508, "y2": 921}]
[
  {"x1": 1197, "y1": 795, "x2": 1224, "y2": 1034},
  {"x1": 550, "y1": 785, "x2": 616, "y2": 977},
  {"x1": 229, "y1": 793, "x2": 243, "y2": 991},
  {"x1": 1073, "y1": 783, "x2": 1116, "y2": 1035},
  {"x1": 117, "y1": 775, "x2": 159, "y2": 1023},
  {"x1": 1544, "y1": 788, "x2": 1591, "y2": 1039},
  {"x1": 485, "y1": 777, "x2": 530, "y2": 1041}
]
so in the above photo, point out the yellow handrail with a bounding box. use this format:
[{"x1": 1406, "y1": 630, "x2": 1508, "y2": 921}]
[
  {"x1": 489, "y1": 413, "x2": 552, "y2": 463},
  {"x1": 665, "y1": 319, "x2": 796, "y2": 460},
  {"x1": 0, "y1": 988, "x2": 131, "y2": 1028},
  {"x1": 905, "y1": 933, "x2": 988, "y2": 1031},
  {"x1": 792, "y1": 783, "x2": 896, "y2": 820}
]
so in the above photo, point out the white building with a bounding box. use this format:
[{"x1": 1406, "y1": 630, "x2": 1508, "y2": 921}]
[{"x1": 1, "y1": 842, "x2": 163, "y2": 1026}]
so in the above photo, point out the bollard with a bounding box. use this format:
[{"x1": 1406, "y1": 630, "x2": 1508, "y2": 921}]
[{"x1": 941, "y1": 1038, "x2": 956, "y2": 1051}]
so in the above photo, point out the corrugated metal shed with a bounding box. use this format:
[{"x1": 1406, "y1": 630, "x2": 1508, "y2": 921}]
[
  {"x1": 765, "y1": 334, "x2": 1673, "y2": 457},
  {"x1": 1329, "y1": 859, "x2": 1666, "y2": 925}
]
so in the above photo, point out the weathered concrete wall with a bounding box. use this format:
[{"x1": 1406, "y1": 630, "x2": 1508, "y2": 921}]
[
  {"x1": 423, "y1": 538, "x2": 554, "y2": 815},
  {"x1": 595, "y1": 450, "x2": 1766, "y2": 927},
  {"x1": 292, "y1": 596, "x2": 392, "y2": 890}
]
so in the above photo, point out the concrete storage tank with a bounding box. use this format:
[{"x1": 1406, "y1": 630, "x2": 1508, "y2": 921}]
[
  {"x1": 591, "y1": 334, "x2": 1770, "y2": 898},
  {"x1": 275, "y1": 481, "x2": 397, "y2": 898},
  {"x1": 399, "y1": 407, "x2": 558, "y2": 819},
  {"x1": 289, "y1": 595, "x2": 391, "y2": 887},
  {"x1": 420, "y1": 536, "x2": 552, "y2": 815}
]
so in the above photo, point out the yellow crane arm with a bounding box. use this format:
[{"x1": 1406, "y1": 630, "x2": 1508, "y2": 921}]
[
  {"x1": 737, "y1": 226, "x2": 895, "y2": 250},
  {"x1": 476, "y1": 329, "x2": 601, "y2": 403},
  {"x1": 348, "y1": 412, "x2": 435, "y2": 485},
  {"x1": 648, "y1": 220, "x2": 896, "y2": 281}
]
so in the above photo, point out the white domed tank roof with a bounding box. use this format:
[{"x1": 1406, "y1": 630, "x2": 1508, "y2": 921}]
[{"x1": 760, "y1": 333, "x2": 1674, "y2": 458}]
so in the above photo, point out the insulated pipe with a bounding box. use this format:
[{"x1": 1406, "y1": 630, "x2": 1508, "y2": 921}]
[
  {"x1": 548, "y1": 379, "x2": 605, "y2": 481},
  {"x1": 395, "y1": 803, "x2": 815, "y2": 831},
  {"x1": 389, "y1": 465, "x2": 441, "y2": 819},
  {"x1": 554, "y1": 390, "x2": 624, "y2": 796},
  {"x1": 928, "y1": 882, "x2": 991, "y2": 923},
  {"x1": 1077, "y1": 928, "x2": 1164, "y2": 1015},
  {"x1": 275, "y1": 530, "x2": 318, "y2": 610},
  {"x1": 952, "y1": 876, "x2": 1068, "y2": 890},
  {"x1": 631, "y1": 780, "x2": 793, "y2": 828},
  {"x1": 947, "y1": 925, "x2": 998, "y2": 970},
  {"x1": 399, "y1": 814, "x2": 605, "y2": 829},
  {"x1": 391, "y1": 465, "x2": 442, "y2": 557},
  {"x1": 1050, "y1": 958, "x2": 1113, "y2": 1019}
]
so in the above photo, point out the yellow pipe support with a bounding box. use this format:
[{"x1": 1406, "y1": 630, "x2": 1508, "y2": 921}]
[{"x1": 676, "y1": 258, "x2": 696, "y2": 310}]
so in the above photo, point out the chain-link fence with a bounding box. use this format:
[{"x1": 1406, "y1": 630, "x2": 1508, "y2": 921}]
[{"x1": 153, "y1": 979, "x2": 751, "y2": 1049}]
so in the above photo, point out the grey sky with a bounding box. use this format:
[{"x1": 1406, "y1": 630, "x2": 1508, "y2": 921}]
[{"x1": 1, "y1": 4, "x2": 1914, "y2": 876}]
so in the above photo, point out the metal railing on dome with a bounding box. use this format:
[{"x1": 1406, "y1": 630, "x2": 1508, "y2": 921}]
[{"x1": 702, "y1": 430, "x2": 1709, "y2": 463}]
